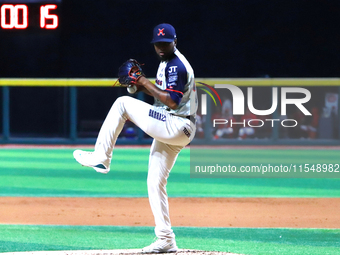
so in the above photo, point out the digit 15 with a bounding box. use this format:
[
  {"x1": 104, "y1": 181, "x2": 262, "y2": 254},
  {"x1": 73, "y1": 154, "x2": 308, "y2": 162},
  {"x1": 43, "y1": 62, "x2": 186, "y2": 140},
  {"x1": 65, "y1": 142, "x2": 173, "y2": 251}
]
[{"x1": 40, "y1": 4, "x2": 58, "y2": 29}]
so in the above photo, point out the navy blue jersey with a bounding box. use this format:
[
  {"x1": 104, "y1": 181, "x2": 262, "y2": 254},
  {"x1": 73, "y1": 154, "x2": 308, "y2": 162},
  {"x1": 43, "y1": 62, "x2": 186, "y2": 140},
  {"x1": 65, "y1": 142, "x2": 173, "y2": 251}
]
[{"x1": 154, "y1": 49, "x2": 197, "y2": 116}]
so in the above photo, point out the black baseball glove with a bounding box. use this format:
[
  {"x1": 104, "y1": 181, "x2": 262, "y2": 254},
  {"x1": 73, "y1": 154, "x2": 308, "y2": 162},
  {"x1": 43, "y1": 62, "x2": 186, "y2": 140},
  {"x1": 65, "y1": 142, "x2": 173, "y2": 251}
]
[{"x1": 118, "y1": 59, "x2": 145, "y2": 86}]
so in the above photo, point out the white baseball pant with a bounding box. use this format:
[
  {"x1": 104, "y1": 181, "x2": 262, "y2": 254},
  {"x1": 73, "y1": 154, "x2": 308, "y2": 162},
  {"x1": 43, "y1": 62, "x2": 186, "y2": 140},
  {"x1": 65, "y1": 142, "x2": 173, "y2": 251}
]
[{"x1": 93, "y1": 96, "x2": 196, "y2": 239}]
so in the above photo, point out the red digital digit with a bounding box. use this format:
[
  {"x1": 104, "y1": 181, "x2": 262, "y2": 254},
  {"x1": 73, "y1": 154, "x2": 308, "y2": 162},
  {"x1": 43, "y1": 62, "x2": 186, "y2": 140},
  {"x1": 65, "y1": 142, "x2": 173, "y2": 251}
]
[
  {"x1": 0, "y1": 4, "x2": 13, "y2": 29},
  {"x1": 1, "y1": 4, "x2": 28, "y2": 29},
  {"x1": 15, "y1": 4, "x2": 28, "y2": 29},
  {"x1": 40, "y1": 4, "x2": 58, "y2": 29}
]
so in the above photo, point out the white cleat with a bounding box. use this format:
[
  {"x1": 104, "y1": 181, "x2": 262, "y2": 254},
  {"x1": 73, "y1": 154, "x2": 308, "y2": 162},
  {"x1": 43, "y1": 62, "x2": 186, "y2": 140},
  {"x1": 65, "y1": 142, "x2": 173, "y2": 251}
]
[
  {"x1": 141, "y1": 238, "x2": 178, "y2": 253},
  {"x1": 73, "y1": 149, "x2": 110, "y2": 174}
]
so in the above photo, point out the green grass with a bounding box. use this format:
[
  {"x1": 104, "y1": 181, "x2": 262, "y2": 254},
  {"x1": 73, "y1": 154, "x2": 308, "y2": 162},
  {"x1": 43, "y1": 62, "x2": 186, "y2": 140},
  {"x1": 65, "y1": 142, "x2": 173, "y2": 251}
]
[
  {"x1": 0, "y1": 147, "x2": 339, "y2": 254},
  {"x1": 0, "y1": 225, "x2": 339, "y2": 255},
  {"x1": 0, "y1": 148, "x2": 339, "y2": 197}
]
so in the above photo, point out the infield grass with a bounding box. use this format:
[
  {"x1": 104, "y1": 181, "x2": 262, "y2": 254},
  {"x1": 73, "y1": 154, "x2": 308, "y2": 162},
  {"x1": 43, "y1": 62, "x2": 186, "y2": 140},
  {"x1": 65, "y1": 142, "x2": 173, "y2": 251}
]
[
  {"x1": 0, "y1": 225, "x2": 339, "y2": 254},
  {"x1": 0, "y1": 148, "x2": 339, "y2": 197}
]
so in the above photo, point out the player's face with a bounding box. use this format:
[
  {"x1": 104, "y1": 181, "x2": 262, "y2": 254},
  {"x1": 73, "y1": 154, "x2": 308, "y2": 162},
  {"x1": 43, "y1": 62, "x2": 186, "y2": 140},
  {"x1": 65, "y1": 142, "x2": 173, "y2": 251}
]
[{"x1": 154, "y1": 41, "x2": 176, "y2": 61}]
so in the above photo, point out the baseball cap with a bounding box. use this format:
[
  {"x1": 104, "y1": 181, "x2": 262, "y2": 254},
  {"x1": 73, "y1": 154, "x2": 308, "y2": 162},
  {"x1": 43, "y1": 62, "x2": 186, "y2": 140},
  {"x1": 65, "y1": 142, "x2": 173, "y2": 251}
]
[{"x1": 151, "y1": 23, "x2": 177, "y2": 43}]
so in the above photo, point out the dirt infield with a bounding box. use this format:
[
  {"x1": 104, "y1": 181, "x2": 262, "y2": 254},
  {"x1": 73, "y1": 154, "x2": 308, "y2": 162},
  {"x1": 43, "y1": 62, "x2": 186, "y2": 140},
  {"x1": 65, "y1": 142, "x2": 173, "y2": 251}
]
[{"x1": 1, "y1": 197, "x2": 339, "y2": 228}]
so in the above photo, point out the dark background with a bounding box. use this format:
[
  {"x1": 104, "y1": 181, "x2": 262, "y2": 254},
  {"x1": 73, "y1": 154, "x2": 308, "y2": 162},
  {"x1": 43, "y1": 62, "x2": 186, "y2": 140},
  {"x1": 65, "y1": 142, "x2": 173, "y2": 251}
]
[
  {"x1": 1, "y1": 0, "x2": 339, "y2": 78},
  {"x1": 0, "y1": 0, "x2": 339, "y2": 138}
]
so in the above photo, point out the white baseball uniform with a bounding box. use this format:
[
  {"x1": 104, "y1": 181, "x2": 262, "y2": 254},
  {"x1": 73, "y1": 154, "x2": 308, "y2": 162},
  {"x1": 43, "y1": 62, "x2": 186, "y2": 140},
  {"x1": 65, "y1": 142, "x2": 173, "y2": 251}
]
[{"x1": 93, "y1": 49, "x2": 197, "y2": 239}]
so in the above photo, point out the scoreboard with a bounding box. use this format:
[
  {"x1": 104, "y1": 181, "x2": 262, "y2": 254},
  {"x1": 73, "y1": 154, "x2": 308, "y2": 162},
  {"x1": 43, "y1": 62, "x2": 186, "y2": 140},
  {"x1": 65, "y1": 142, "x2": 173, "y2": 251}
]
[
  {"x1": 0, "y1": 0, "x2": 61, "y2": 77},
  {"x1": 0, "y1": 0, "x2": 60, "y2": 30}
]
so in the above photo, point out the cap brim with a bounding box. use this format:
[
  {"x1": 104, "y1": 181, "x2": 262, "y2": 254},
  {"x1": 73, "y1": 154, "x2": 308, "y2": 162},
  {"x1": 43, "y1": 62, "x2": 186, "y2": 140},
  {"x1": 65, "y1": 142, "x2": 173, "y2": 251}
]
[{"x1": 151, "y1": 38, "x2": 175, "y2": 43}]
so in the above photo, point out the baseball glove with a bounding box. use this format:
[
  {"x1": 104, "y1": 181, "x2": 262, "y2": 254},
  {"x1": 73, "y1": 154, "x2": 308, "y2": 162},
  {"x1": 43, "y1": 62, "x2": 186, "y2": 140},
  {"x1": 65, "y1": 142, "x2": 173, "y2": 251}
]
[{"x1": 118, "y1": 59, "x2": 145, "y2": 86}]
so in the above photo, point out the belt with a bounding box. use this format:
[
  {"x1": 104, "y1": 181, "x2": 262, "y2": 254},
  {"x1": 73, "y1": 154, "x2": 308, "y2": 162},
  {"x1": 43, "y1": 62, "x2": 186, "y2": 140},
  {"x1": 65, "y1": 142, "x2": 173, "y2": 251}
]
[
  {"x1": 170, "y1": 113, "x2": 196, "y2": 124},
  {"x1": 185, "y1": 115, "x2": 196, "y2": 124}
]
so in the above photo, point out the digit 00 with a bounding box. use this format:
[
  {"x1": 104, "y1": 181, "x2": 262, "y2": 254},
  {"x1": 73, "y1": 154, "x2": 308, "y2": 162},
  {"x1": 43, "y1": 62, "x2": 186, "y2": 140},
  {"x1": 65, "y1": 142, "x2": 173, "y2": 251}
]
[{"x1": 1, "y1": 4, "x2": 28, "y2": 29}]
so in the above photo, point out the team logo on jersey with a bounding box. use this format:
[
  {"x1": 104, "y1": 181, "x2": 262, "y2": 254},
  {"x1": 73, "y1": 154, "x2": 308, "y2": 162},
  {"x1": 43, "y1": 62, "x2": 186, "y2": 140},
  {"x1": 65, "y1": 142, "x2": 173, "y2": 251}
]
[
  {"x1": 168, "y1": 75, "x2": 177, "y2": 82},
  {"x1": 168, "y1": 66, "x2": 177, "y2": 73},
  {"x1": 157, "y1": 28, "x2": 165, "y2": 36}
]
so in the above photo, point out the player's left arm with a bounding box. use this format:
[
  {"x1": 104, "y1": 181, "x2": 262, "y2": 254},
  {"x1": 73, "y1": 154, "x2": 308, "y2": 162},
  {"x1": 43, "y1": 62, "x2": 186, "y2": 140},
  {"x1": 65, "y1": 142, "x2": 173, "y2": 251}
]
[
  {"x1": 137, "y1": 77, "x2": 178, "y2": 109},
  {"x1": 137, "y1": 63, "x2": 186, "y2": 110},
  {"x1": 132, "y1": 84, "x2": 152, "y2": 96}
]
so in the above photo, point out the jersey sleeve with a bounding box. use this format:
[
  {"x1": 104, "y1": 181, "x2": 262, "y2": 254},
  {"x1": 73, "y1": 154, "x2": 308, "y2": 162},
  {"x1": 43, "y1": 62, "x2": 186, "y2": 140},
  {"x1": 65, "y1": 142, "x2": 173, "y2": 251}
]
[{"x1": 165, "y1": 61, "x2": 187, "y2": 106}]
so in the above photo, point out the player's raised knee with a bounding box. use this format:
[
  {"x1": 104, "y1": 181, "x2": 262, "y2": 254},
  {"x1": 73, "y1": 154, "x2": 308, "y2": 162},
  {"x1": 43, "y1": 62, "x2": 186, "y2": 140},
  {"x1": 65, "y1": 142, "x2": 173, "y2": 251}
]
[
  {"x1": 113, "y1": 95, "x2": 135, "y2": 109},
  {"x1": 115, "y1": 95, "x2": 133, "y2": 103}
]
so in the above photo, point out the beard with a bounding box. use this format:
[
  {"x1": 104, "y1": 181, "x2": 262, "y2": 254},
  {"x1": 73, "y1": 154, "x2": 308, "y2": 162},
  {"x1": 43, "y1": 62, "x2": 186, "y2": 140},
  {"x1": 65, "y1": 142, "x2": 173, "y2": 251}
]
[{"x1": 158, "y1": 52, "x2": 174, "y2": 61}]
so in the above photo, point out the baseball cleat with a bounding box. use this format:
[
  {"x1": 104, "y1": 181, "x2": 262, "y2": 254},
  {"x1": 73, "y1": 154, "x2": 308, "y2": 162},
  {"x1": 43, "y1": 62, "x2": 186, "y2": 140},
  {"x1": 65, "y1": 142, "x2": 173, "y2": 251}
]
[
  {"x1": 141, "y1": 238, "x2": 178, "y2": 253},
  {"x1": 73, "y1": 149, "x2": 110, "y2": 174}
]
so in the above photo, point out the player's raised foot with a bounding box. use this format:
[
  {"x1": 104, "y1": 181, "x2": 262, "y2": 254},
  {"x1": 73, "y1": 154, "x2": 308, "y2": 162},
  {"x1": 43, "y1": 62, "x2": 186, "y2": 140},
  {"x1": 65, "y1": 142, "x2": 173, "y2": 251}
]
[
  {"x1": 73, "y1": 149, "x2": 110, "y2": 174},
  {"x1": 141, "y1": 238, "x2": 178, "y2": 253}
]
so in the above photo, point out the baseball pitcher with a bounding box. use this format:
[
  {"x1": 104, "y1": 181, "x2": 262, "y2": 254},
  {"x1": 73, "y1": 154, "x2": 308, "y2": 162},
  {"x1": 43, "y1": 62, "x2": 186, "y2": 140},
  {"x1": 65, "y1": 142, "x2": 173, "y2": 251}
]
[{"x1": 74, "y1": 23, "x2": 198, "y2": 253}]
